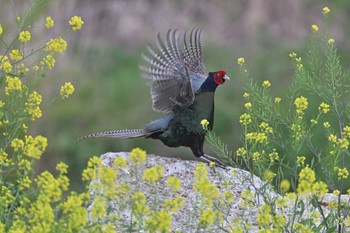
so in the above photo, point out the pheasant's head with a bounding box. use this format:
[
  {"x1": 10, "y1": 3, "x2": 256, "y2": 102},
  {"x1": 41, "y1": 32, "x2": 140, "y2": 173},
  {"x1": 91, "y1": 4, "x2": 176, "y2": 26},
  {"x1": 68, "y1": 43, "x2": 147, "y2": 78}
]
[
  {"x1": 213, "y1": 70, "x2": 230, "y2": 85},
  {"x1": 201, "y1": 70, "x2": 229, "y2": 92}
]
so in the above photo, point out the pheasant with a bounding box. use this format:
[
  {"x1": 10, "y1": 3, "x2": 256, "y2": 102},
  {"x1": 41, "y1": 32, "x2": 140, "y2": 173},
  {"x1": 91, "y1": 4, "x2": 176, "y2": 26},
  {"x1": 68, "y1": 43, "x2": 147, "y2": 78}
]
[{"x1": 80, "y1": 28, "x2": 229, "y2": 167}]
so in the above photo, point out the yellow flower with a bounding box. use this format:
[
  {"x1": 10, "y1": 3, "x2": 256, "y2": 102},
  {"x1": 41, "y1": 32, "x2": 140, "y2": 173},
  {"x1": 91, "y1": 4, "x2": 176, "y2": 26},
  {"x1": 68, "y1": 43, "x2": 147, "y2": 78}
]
[
  {"x1": 274, "y1": 97, "x2": 281, "y2": 103},
  {"x1": 236, "y1": 147, "x2": 246, "y2": 157},
  {"x1": 45, "y1": 37, "x2": 67, "y2": 53},
  {"x1": 113, "y1": 156, "x2": 127, "y2": 168},
  {"x1": 244, "y1": 102, "x2": 252, "y2": 109},
  {"x1": 1, "y1": 61, "x2": 12, "y2": 73},
  {"x1": 200, "y1": 119, "x2": 209, "y2": 128},
  {"x1": 132, "y1": 192, "x2": 149, "y2": 216},
  {"x1": 19, "y1": 30, "x2": 31, "y2": 43},
  {"x1": 129, "y1": 147, "x2": 146, "y2": 165},
  {"x1": 262, "y1": 80, "x2": 271, "y2": 88},
  {"x1": 45, "y1": 16, "x2": 54, "y2": 29},
  {"x1": 200, "y1": 209, "x2": 216, "y2": 226},
  {"x1": 43, "y1": 54, "x2": 56, "y2": 69},
  {"x1": 11, "y1": 138, "x2": 25, "y2": 151},
  {"x1": 311, "y1": 24, "x2": 319, "y2": 32},
  {"x1": 328, "y1": 38, "x2": 335, "y2": 44},
  {"x1": 257, "y1": 204, "x2": 272, "y2": 227},
  {"x1": 69, "y1": 16, "x2": 84, "y2": 31},
  {"x1": 237, "y1": 57, "x2": 245, "y2": 65},
  {"x1": 310, "y1": 119, "x2": 318, "y2": 125},
  {"x1": 280, "y1": 179, "x2": 290, "y2": 193},
  {"x1": 56, "y1": 162, "x2": 68, "y2": 175},
  {"x1": 259, "y1": 122, "x2": 273, "y2": 134},
  {"x1": 23, "y1": 135, "x2": 48, "y2": 159},
  {"x1": 243, "y1": 92, "x2": 249, "y2": 98},
  {"x1": 142, "y1": 165, "x2": 164, "y2": 184},
  {"x1": 289, "y1": 52, "x2": 297, "y2": 58},
  {"x1": 294, "y1": 96, "x2": 308, "y2": 115},
  {"x1": 338, "y1": 138, "x2": 349, "y2": 150},
  {"x1": 163, "y1": 197, "x2": 184, "y2": 212},
  {"x1": 296, "y1": 156, "x2": 306, "y2": 167},
  {"x1": 333, "y1": 189, "x2": 340, "y2": 196},
  {"x1": 25, "y1": 91, "x2": 43, "y2": 120},
  {"x1": 322, "y1": 7, "x2": 330, "y2": 14},
  {"x1": 328, "y1": 134, "x2": 337, "y2": 143},
  {"x1": 5, "y1": 76, "x2": 22, "y2": 95},
  {"x1": 166, "y1": 176, "x2": 181, "y2": 191},
  {"x1": 0, "y1": 24, "x2": 2, "y2": 36},
  {"x1": 323, "y1": 122, "x2": 330, "y2": 128},
  {"x1": 336, "y1": 167, "x2": 349, "y2": 180},
  {"x1": 9, "y1": 49, "x2": 23, "y2": 62},
  {"x1": 319, "y1": 102, "x2": 330, "y2": 113},
  {"x1": 60, "y1": 82, "x2": 75, "y2": 98},
  {"x1": 263, "y1": 170, "x2": 276, "y2": 183},
  {"x1": 146, "y1": 210, "x2": 172, "y2": 232},
  {"x1": 343, "y1": 126, "x2": 350, "y2": 138},
  {"x1": 239, "y1": 113, "x2": 252, "y2": 125}
]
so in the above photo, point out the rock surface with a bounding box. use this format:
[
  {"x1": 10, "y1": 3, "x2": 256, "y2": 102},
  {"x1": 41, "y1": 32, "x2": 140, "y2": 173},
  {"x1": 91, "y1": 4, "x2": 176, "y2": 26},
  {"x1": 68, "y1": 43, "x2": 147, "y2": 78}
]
[{"x1": 89, "y1": 152, "x2": 349, "y2": 232}]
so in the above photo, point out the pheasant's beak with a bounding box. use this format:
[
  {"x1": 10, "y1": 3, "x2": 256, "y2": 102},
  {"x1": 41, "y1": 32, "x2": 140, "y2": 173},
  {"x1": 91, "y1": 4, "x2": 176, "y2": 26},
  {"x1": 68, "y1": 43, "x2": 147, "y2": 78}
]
[{"x1": 223, "y1": 75, "x2": 230, "y2": 81}]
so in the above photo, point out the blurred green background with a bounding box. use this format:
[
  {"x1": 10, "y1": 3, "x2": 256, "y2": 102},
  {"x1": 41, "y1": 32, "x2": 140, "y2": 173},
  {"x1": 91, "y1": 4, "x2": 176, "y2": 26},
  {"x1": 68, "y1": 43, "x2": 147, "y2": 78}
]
[{"x1": 2, "y1": 0, "x2": 350, "y2": 190}]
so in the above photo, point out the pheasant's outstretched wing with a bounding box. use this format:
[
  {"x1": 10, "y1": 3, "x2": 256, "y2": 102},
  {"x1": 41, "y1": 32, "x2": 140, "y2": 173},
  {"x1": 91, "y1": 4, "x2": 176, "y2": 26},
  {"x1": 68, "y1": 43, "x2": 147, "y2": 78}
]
[{"x1": 140, "y1": 28, "x2": 207, "y2": 113}]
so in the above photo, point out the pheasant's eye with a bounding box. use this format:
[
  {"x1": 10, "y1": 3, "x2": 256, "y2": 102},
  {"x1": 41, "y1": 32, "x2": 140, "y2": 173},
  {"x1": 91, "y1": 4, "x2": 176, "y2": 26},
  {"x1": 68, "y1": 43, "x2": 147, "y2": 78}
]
[{"x1": 216, "y1": 73, "x2": 220, "y2": 77}]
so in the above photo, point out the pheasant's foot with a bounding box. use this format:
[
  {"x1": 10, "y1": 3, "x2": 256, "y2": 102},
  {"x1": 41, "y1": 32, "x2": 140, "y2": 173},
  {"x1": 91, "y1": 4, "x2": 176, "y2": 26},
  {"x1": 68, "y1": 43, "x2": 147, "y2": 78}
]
[{"x1": 201, "y1": 154, "x2": 227, "y2": 169}]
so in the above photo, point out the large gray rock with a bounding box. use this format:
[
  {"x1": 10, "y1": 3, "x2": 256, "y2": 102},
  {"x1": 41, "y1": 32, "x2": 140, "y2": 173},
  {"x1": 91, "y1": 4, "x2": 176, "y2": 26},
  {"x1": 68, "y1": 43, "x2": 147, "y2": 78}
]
[{"x1": 88, "y1": 152, "x2": 348, "y2": 232}]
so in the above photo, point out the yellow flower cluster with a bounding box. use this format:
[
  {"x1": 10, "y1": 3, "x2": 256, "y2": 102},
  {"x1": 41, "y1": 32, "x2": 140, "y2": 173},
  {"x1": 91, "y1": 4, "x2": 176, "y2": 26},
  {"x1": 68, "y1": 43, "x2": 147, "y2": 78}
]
[
  {"x1": 294, "y1": 96, "x2": 308, "y2": 115},
  {"x1": 45, "y1": 16, "x2": 54, "y2": 29},
  {"x1": 82, "y1": 156, "x2": 101, "y2": 181},
  {"x1": 5, "y1": 76, "x2": 22, "y2": 95},
  {"x1": 129, "y1": 147, "x2": 147, "y2": 165},
  {"x1": 328, "y1": 38, "x2": 335, "y2": 44},
  {"x1": 280, "y1": 179, "x2": 290, "y2": 193},
  {"x1": 142, "y1": 165, "x2": 164, "y2": 184},
  {"x1": 113, "y1": 156, "x2": 127, "y2": 168},
  {"x1": 236, "y1": 147, "x2": 247, "y2": 157},
  {"x1": 146, "y1": 210, "x2": 172, "y2": 232},
  {"x1": 166, "y1": 176, "x2": 181, "y2": 191},
  {"x1": 69, "y1": 16, "x2": 84, "y2": 31},
  {"x1": 0, "y1": 56, "x2": 12, "y2": 73},
  {"x1": 322, "y1": 7, "x2": 330, "y2": 15},
  {"x1": 10, "y1": 49, "x2": 23, "y2": 61},
  {"x1": 311, "y1": 24, "x2": 319, "y2": 32},
  {"x1": 336, "y1": 167, "x2": 349, "y2": 180},
  {"x1": 319, "y1": 102, "x2": 330, "y2": 113},
  {"x1": 19, "y1": 30, "x2": 31, "y2": 43},
  {"x1": 132, "y1": 192, "x2": 149, "y2": 216},
  {"x1": 262, "y1": 80, "x2": 271, "y2": 89},
  {"x1": 200, "y1": 209, "x2": 216, "y2": 226},
  {"x1": 42, "y1": 54, "x2": 56, "y2": 69},
  {"x1": 239, "y1": 113, "x2": 252, "y2": 126},
  {"x1": 200, "y1": 119, "x2": 209, "y2": 129},
  {"x1": 25, "y1": 91, "x2": 43, "y2": 120},
  {"x1": 244, "y1": 102, "x2": 252, "y2": 110},
  {"x1": 11, "y1": 135, "x2": 48, "y2": 159},
  {"x1": 259, "y1": 122, "x2": 273, "y2": 134},
  {"x1": 246, "y1": 132, "x2": 268, "y2": 144},
  {"x1": 0, "y1": 23, "x2": 2, "y2": 36},
  {"x1": 163, "y1": 197, "x2": 184, "y2": 212},
  {"x1": 274, "y1": 97, "x2": 281, "y2": 103},
  {"x1": 237, "y1": 57, "x2": 245, "y2": 65},
  {"x1": 45, "y1": 37, "x2": 67, "y2": 53},
  {"x1": 194, "y1": 163, "x2": 220, "y2": 201},
  {"x1": 257, "y1": 204, "x2": 286, "y2": 229},
  {"x1": 296, "y1": 166, "x2": 328, "y2": 197},
  {"x1": 60, "y1": 82, "x2": 75, "y2": 98}
]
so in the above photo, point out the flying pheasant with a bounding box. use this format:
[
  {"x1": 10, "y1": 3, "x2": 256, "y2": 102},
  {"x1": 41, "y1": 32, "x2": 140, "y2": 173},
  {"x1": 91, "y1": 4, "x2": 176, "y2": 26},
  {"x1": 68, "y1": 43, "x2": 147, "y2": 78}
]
[{"x1": 80, "y1": 28, "x2": 229, "y2": 167}]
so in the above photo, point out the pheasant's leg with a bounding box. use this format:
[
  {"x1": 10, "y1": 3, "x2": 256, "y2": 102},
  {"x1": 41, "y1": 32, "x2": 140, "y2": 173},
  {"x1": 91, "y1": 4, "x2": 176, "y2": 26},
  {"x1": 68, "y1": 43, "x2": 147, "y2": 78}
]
[{"x1": 201, "y1": 154, "x2": 227, "y2": 169}]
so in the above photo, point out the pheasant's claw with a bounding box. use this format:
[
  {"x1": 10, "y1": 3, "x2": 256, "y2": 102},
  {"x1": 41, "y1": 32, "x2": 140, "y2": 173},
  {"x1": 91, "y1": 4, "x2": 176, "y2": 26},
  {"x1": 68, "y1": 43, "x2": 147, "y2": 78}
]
[{"x1": 201, "y1": 154, "x2": 227, "y2": 170}]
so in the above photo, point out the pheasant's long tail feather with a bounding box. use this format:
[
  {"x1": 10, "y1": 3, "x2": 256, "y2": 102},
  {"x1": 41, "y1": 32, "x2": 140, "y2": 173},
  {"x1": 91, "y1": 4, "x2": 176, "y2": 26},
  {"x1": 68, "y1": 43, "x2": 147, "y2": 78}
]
[{"x1": 78, "y1": 129, "x2": 147, "y2": 142}]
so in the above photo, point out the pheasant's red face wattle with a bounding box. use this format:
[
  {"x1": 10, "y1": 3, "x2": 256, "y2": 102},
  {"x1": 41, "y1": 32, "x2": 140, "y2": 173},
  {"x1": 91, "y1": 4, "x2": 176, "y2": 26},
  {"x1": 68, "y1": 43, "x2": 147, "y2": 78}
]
[{"x1": 214, "y1": 70, "x2": 229, "y2": 85}]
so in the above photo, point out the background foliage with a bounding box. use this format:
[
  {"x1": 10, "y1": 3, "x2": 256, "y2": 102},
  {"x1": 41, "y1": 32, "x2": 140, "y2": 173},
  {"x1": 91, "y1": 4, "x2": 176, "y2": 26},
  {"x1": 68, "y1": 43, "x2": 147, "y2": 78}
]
[{"x1": 1, "y1": 0, "x2": 350, "y2": 189}]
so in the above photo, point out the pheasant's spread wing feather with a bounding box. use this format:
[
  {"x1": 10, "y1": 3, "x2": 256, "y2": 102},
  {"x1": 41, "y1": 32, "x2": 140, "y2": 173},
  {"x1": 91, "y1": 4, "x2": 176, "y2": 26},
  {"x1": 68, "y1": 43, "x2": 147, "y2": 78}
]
[{"x1": 141, "y1": 28, "x2": 207, "y2": 113}]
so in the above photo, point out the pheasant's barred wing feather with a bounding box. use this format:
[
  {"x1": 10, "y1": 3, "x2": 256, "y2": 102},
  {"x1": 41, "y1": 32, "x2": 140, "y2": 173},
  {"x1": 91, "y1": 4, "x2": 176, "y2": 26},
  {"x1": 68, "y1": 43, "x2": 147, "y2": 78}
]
[
  {"x1": 140, "y1": 28, "x2": 206, "y2": 113},
  {"x1": 183, "y1": 28, "x2": 206, "y2": 75}
]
